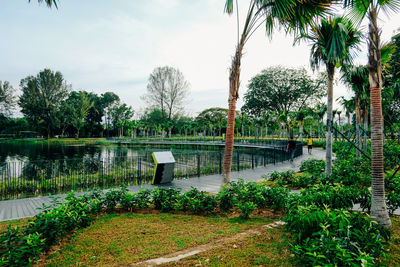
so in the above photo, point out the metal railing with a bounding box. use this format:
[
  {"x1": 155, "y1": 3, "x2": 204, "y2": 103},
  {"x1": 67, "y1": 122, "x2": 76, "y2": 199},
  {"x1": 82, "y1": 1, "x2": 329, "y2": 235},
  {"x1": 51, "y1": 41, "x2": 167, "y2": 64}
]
[{"x1": 0, "y1": 143, "x2": 302, "y2": 200}]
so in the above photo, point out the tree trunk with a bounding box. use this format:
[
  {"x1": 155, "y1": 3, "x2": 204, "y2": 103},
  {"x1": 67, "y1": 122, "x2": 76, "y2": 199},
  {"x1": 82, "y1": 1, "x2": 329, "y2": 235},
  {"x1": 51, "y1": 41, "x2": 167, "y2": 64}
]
[
  {"x1": 363, "y1": 107, "x2": 368, "y2": 152},
  {"x1": 368, "y1": 8, "x2": 391, "y2": 229},
  {"x1": 356, "y1": 98, "x2": 362, "y2": 158},
  {"x1": 347, "y1": 114, "x2": 351, "y2": 139},
  {"x1": 223, "y1": 40, "x2": 243, "y2": 183},
  {"x1": 325, "y1": 66, "x2": 334, "y2": 175}
]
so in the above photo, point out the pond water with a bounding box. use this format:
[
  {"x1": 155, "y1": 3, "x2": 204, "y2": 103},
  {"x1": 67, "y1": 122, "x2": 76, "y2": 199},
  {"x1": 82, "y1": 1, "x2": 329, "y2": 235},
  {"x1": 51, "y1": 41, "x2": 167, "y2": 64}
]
[{"x1": 0, "y1": 142, "x2": 283, "y2": 200}]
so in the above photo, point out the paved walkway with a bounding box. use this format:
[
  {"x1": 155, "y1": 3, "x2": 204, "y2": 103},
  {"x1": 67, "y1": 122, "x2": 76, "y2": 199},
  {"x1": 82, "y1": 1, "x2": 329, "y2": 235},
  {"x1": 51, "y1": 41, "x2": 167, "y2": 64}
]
[{"x1": 0, "y1": 147, "x2": 324, "y2": 222}]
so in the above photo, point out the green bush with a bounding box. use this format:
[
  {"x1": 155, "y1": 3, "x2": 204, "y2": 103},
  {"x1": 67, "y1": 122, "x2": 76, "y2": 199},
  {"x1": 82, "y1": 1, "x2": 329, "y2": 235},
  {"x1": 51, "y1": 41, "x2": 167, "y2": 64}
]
[
  {"x1": 177, "y1": 187, "x2": 217, "y2": 214},
  {"x1": 152, "y1": 187, "x2": 181, "y2": 211},
  {"x1": 103, "y1": 187, "x2": 128, "y2": 210},
  {"x1": 285, "y1": 205, "x2": 389, "y2": 266},
  {"x1": 120, "y1": 189, "x2": 152, "y2": 210},
  {"x1": 299, "y1": 159, "x2": 325, "y2": 175},
  {"x1": 0, "y1": 227, "x2": 44, "y2": 267},
  {"x1": 383, "y1": 143, "x2": 400, "y2": 170},
  {"x1": 288, "y1": 184, "x2": 362, "y2": 210},
  {"x1": 237, "y1": 201, "x2": 256, "y2": 219}
]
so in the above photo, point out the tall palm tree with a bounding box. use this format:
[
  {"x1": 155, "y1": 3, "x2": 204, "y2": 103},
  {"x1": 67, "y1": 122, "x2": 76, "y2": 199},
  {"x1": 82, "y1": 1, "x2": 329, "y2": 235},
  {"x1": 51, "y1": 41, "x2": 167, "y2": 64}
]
[
  {"x1": 341, "y1": 65, "x2": 370, "y2": 155},
  {"x1": 297, "y1": 17, "x2": 361, "y2": 175},
  {"x1": 29, "y1": 0, "x2": 58, "y2": 8},
  {"x1": 222, "y1": 0, "x2": 331, "y2": 183},
  {"x1": 315, "y1": 103, "x2": 327, "y2": 141},
  {"x1": 337, "y1": 96, "x2": 355, "y2": 138},
  {"x1": 344, "y1": 0, "x2": 400, "y2": 229}
]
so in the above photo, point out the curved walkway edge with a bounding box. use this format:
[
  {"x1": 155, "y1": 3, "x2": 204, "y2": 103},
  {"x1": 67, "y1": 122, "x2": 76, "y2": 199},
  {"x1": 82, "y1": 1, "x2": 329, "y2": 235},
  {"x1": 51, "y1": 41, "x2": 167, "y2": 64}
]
[{"x1": 0, "y1": 147, "x2": 325, "y2": 222}]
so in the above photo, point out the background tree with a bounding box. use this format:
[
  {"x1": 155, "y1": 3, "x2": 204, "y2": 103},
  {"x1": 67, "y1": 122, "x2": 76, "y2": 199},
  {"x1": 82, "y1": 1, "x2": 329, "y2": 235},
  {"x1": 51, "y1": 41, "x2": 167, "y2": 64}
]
[
  {"x1": 196, "y1": 107, "x2": 229, "y2": 137},
  {"x1": 142, "y1": 66, "x2": 190, "y2": 120},
  {"x1": 101, "y1": 92, "x2": 120, "y2": 137},
  {"x1": 110, "y1": 103, "x2": 134, "y2": 137},
  {"x1": 68, "y1": 91, "x2": 94, "y2": 139},
  {"x1": 242, "y1": 66, "x2": 326, "y2": 118},
  {"x1": 0, "y1": 81, "x2": 16, "y2": 118},
  {"x1": 19, "y1": 69, "x2": 69, "y2": 138},
  {"x1": 297, "y1": 16, "x2": 361, "y2": 175}
]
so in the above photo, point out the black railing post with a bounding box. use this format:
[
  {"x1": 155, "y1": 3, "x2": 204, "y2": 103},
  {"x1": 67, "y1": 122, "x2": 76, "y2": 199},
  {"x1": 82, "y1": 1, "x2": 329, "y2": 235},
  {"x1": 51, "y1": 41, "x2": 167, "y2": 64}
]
[
  {"x1": 251, "y1": 152, "x2": 254, "y2": 169},
  {"x1": 219, "y1": 151, "x2": 222, "y2": 174},
  {"x1": 197, "y1": 153, "x2": 201, "y2": 177},
  {"x1": 263, "y1": 149, "x2": 266, "y2": 166},
  {"x1": 273, "y1": 146, "x2": 276, "y2": 165},
  {"x1": 138, "y1": 157, "x2": 142, "y2": 180},
  {"x1": 237, "y1": 150, "x2": 240, "y2": 171}
]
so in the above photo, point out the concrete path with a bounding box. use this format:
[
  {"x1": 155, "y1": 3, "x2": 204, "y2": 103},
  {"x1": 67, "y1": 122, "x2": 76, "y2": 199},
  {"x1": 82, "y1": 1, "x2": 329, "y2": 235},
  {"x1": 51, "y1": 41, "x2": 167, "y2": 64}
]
[{"x1": 0, "y1": 147, "x2": 324, "y2": 222}]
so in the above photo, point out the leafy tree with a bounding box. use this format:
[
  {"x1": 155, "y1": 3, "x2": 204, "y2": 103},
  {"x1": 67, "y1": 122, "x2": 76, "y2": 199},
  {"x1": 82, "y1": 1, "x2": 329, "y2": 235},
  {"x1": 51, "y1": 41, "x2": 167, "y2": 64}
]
[
  {"x1": 297, "y1": 17, "x2": 361, "y2": 175},
  {"x1": 101, "y1": 92, "x2": 120, "y2": 137},
  {"x1": 242, "y1": 67, "x2": 326, "y2": 117},
  {"x1": 19, "y1": 69, "x2": 69, "y2": 138},
  {"x1": 84, "y1": 92, "x2": 105, "y2": 137},
  {"x1": 0, "y1": 81, "x2": 16, "y2": 117},
  {"x1": 196, "y1": 108, "x2": 229, "y2": 136},
  {"x1": 110, "y1": 103, "x2": 134, "y2": 137},
  {"x1": 142, "y1": 66, "x2": 190, "y2": 119},
  {"x1": 67, "y1": 91, "x2": 94, "y2": 138}
]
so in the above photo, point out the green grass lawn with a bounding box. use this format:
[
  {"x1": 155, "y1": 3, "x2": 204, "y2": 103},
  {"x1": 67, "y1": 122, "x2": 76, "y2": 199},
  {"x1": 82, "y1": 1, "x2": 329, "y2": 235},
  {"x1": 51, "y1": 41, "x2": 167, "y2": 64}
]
[
  {"x1": 43, "y1": 212, "x2": 276, "y2": 266},
  {"x1": 1, "y1": 212, "x2": 400, "y2": 266}
]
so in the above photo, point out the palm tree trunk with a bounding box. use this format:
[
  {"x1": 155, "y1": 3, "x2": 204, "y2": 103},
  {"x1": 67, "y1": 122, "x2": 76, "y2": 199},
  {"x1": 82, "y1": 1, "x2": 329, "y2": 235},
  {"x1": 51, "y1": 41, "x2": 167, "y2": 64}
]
[
  {"x1": 356, "y1": 99, "x2": 362, "y2": 158},
  {"x1": 368, "y1": 7, "x2": 391, "y2": 229},
  {"x1": 326, "y1": 66, "x2": 334, "y2": 175},
  {"x1": 363, "y1": 106, "x2": 368, "y2": 152},
  {"x1": 223, "y1": 41, "x2": 243, "y2": 183}
]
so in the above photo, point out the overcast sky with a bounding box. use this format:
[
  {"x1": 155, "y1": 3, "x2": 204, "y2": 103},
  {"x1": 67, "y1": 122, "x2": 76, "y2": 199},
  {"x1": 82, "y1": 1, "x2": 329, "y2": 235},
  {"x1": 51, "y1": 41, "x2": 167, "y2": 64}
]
[{"x1": 1, "y1": 0, "x2": 399, "y2": 118}]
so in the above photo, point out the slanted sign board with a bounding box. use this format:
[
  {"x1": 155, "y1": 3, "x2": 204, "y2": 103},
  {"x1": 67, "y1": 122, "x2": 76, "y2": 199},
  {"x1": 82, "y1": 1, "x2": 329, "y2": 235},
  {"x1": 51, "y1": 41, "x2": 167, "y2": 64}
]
[{"x1": 152, "y1": 151, "x2": 175, "y2": 184}]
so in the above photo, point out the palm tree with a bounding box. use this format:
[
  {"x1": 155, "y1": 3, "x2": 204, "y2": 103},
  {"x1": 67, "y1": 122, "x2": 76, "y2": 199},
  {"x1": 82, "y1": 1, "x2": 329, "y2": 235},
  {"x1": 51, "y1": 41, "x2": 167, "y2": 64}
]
[
  {"x1": 337, "y1": 96, "x2": 355, "y2": 138},
  {"x1": 296, "y1": 110, "x2": 306, "y2": 141},
  {"x1": 344, "y1": 0, "x2": 400, "y2": 229},
  {"x1": 297, "y1": 17, "x2": 361, "y2": 175},
  {"x1": 341, "y1": 65, "x2": 370, "y2": 155},
  {"x1": 222, "y1": 0, "x2": 331, "y2": 183},
  {"x1": 29, "y1": 0, "x2": 58, "y2": 8}
]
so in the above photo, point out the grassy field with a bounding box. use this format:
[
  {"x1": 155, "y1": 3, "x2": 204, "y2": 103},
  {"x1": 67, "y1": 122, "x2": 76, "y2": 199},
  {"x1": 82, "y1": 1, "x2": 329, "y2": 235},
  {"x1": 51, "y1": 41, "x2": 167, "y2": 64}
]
[
  {"x1": 42, "y1": 212, "x2": 276, "y2": 266},
  {"x1": 1, "y1": 213, "x2": 400, "y2": 266}
]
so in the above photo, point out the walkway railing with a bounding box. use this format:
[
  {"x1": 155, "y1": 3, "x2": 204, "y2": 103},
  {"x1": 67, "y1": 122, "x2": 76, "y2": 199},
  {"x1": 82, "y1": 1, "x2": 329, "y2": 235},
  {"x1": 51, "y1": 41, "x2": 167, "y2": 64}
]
[{"x1": 0, "y1": 142, "x2": 302, "y2": 200}]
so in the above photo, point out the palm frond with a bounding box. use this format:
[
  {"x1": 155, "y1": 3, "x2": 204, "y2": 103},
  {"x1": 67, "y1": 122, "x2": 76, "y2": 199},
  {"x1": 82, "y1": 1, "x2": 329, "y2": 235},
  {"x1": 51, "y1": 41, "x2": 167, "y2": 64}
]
[{"x1": 29, "y1": 0, "x2": 58, "y2": 8}]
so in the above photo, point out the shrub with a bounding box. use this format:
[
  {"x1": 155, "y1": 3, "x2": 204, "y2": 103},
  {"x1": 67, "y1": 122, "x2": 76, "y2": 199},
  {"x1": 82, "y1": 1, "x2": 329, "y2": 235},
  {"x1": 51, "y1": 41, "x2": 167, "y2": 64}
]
[
  {"x1": 0, "y1": 227, "x2": 44, "y2": 267},
  {"x1": 299, "y1": 159, "x2": 325, "y2": 175},
  {"x1": 120, "y1": 189, "x2": 152, "y2": 210},
  {"x1": 288, "y1": 184, "x2": 362, "y2": 210},
  {"x1": 217, "y1": 184, "x2": 237, "y2": 212},
  {"x1": 237, "y1": 201, "x2": 256, "y2": 219},
  {"x1": 331, "y1": 157, "x2": 371, "y2": 186},
  {"x1": 103, "y1": 187, "x2": 128, "y2": 210},
  {"x1": 383, "y1": 143, "x2": 400, "y2": 170},
  {"x1": 285, "y1": 205, "x2": 388, "y2": 266},
  {"x1": 152, "y1": 187, "x2": 181, "y2": 211},
  {"x1": 177, "y1": 187, "x2": 217, "y2": 214},
  {"x1": 24, "y1": 193, "x2": 93, "y2": 250}
]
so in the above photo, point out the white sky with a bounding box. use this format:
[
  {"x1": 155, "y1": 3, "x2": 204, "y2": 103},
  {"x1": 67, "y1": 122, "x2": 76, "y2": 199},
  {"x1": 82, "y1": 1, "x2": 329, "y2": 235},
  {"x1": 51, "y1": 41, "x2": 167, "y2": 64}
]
[{"x1": 1, "y1": 0, "x2": 400, "y2": 118}]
